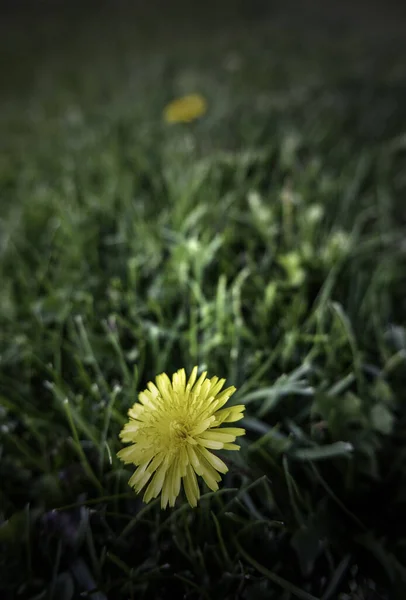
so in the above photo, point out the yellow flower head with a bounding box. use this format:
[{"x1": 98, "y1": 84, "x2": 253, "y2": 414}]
[
  {"x1": 117, "y1": 366, "x2": 245, "y2": 509},
  {"x1": 163, "y1": 94, "x2": 207, "y2": 124}
]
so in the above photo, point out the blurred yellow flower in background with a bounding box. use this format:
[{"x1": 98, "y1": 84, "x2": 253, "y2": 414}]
[
  {"x1": 163, "y1": 94, "x2": 207, "y2": 123},
  {"x1": 117, "y1": 366, "x2": 245, "y2": 509}
]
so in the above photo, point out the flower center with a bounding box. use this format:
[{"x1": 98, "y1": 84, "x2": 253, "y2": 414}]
[{"x1": 170, "y1": 420, "x2": 189, "y2": 444}]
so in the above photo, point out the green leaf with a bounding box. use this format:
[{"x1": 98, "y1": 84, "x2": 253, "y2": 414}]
[
  {"x1": 248, "y1": 427, "x2": 293, "y2": 455},
  {"x1": 321, "y1": 554, "x2": 351, "y2": 600},
  {"x1": 0, "y1": 507, "x2": 41, "y2": 544},
  {"x1": 291, "y1": 525, "x2": 322, "y2": 576},
  {"x1": 288, "y1": 442, "x2": 354, "y2": 461},
  {"x1": 370, "y1": 403, "x2": 394, "y2": 435},
  {"x1": 240, "y1": 364, "x2": 314, "y2": 417},
  {"x1": 0, "y1": 510, "x2": 27, "y2": 543}
]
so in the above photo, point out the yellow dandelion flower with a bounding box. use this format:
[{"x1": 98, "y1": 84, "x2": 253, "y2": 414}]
[
  {"x1": 117, "y1": 366, "x2": 245, "y2": 509},
  {"x1": 163, "y1": 94, "x2": 207, "y2": 124}
]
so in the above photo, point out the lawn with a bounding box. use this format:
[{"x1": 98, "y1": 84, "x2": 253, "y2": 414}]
[{"x1": 1, "y1": 3, "x2": 406, "y2": 599}]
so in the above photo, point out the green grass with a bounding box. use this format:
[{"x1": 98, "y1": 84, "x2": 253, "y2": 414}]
[{"x1": 1, "y1": 9, "x2": 406, "y2": 600}]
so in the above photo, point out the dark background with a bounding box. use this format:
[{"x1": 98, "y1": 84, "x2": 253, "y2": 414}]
[{"x1": 2, "y1": 0, "x2": 406, "y2": 67}]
